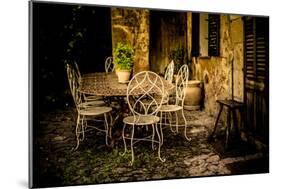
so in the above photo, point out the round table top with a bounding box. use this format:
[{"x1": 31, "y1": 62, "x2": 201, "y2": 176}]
[{"x1": 79, "y1": 72, "x2": 175, "y2": 97}]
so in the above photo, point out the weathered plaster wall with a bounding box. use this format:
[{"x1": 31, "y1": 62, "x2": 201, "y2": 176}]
[
  {"x1": 187, "y1": 12, "x2": 192, "y2": 61},
  {"x1": 149, "y1": 12, "x2": 187, "y2": 74},
  {"x1": 188, "y1": 14, "x2": 244, "y2": 116},
  {"x1": 230, "y1": 15, "x2": 244, "y2": 101},
  {"x1": 111, "y1": 8, "x2": 150, "y2": 73}
]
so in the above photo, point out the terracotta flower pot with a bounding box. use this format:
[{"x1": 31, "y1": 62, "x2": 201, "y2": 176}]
[
  {"x1": 184, "y1": 80, "x2": 202, "y2": 110},
  {"x1": 116, "y1": 70, "x2": 131, "y2": 83}
]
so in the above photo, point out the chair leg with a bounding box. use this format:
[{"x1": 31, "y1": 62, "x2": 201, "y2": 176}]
[
  {"x1": 81, "y1": 115, "x2": 85, "y2": 141},
  {"x1": 130, "y1": 125, "x2": 135, "y2": 166},
  {"x1": 104, "y1": 113, "x2": 109, "y2": 146},
  {"x1": 74, "y1": 114, "x2": 81, "y2": 150},
  {"x1": 164, "y1": 111, "x2": 167, "y2": 124},
  {"x1": 239, "y1": 108, "x2": 244, "y2": 138},
  {"x1": 108, "y1": 113, "x2": 113, "y2": 142},
  {"x1": 84, "y1": 118, "x2": 88, "y2": 130},
  {"x1": 152, "y1": 123, "x2": 155, "y2": 150},
  {"x1": 182, "y1": 109, "x2": 191, "y2": 141},
  {"x1": 225, "y1": 108, "x2": 231, "y2": 149},
  {"x1": 169, "y1": 112, "x2": 177, "y2": 133},
  {"x1": 155, "y1": 124, "x2": 165, "y2": 162},
  {"x1": 160, "y1": 112, "x2": 164, "y2": 145},
  {"x1": 175, "y1": 111, "x2": 179, "y2": 133},
  {"x1": 209, "y1": 104, "x2": 223, "y2": 141},
  {"x1": 121, "y1": 124, "x2": 128, "y2": 156},
  {"x1": 232, "y1": 109, "x2": 240, "y2": 138}
]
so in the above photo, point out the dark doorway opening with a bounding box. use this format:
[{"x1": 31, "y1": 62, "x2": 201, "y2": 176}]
[{"x1": 149, "y1": 11, "x2": 187, "y2": 74}]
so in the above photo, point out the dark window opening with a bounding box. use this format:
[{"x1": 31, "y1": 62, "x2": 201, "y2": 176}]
[
  {"x1": 191, "y1": 13, "x2": 220, "y2": 57},
  {"x1": 191, "y1": 13, "x2": 200, "y2": 57}
]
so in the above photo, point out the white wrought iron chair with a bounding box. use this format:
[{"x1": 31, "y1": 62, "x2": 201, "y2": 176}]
[
  {"x1": 164, "y1": 60, "x2": 175, "y2": 84},
  {"x1": 66, "y1": 64, "x2": 113, "y2": 150},
  {"x1": 158, "y1": 64, "x2": 191, "y2": 142},
  {"x1": 105, "y1": 56, "x2": 114, "y2": 73},
  {"x1": 161, "y1": 60, "x2": 176, "y2": 104},
  {"x1": 122, "y1": 71, "x2": 166, "y2": 165},
  {"x1": 142, "y1": 61, "x2": 174, "y2": 107},
  {"x1": 74, "y1": 62, "x2": 105, "y2": 104}
]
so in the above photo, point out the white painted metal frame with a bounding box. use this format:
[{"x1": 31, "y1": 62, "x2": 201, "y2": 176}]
[
  {"x1": 105, "y1": 56, "x2": 114, "y2": 73},
  {"x1": 74, "y1": 62, "x2": 104, "y2": 103},
  {"x1": 159, "y1": 64, "x2": 191, "y2": 142},
  {"x1": 122, "y1": 71, "x2": 165, "y2": 165},
  {"x1": 164, "y1": 60, "x2": 175, "y2": 83},
  {"x1": 66, "y1": 64, "x2": 113, "y2": 150}
]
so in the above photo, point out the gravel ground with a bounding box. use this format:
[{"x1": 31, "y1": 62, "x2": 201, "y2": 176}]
[{"x1": 33, "y1": 108, "x2": 269, "y2": 187}]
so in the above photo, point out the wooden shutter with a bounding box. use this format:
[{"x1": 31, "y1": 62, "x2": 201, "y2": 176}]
[
  {"x1": 256, "y1": 18, "x2": 269, "y2": 82},
  {"x1": 208, "y1": 14, "x2": 220, "y2": 56},
  {"x1": 244, "y1": 17, "x2": 255, "y2": 80},
  {"x1": 244, "y1": 16, "x2": 269, "y2": 84},
  {"x1": 243, "y1": 16, "x2": 269, "y2": 143},
  {"x1": 191, "y1": 13, "x2": 200, "y2": 57}
]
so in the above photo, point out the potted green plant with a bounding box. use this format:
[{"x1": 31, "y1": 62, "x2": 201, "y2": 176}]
[
  {"x1": 169, "y1": 47, "x2": 187, "y2": 73},
  {"x1": 113, "y1": 42, "x2": 135, "y2": 83},
  {"x1": 169, "y1": 47, "x2": 187, "y2": 82}
]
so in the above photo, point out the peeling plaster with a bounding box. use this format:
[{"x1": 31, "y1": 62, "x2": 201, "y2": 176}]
[{"x1": 187, "y1": 15, "x2": 244, "y2": 117}]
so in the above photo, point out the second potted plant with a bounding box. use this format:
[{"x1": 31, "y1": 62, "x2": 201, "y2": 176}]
[
  {"x1": 113, "y1": 42, "x2": 135, "y2": 83},
  {"x1": 169, "y1": 47, "x2": 187, "y2": 82}
]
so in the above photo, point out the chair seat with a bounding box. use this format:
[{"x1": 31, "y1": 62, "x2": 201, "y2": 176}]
[
  {"x1": 159, "y1": 105, "x2": 182, "y2": 112},
  {"x1": 79, "y1": 106, "x2": 112, "y2": 116},
  {"x1": 78, "y1": 100, "x2": 105, "y2": 108},
  {"x1": 123, "y1": 115, "x2": 160, "y2": 125},
  {"x1": 85, "y1": 95, "x2": 103, "y2": 101},
  {"x1": 142, "y1": 96, "x2": 168, "y2": 106}
]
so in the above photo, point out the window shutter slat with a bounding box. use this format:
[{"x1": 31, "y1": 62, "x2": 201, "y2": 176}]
[
  {"x1": 244, "y1": 16, "x2": 269, "y2": 82},
  {"x1": 208, "y1": 14, "x2": 220, "y2": 56}
]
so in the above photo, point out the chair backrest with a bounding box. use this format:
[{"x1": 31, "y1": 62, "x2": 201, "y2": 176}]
[
  {"x1": 66, "y1": 64, "x2": 82, "y2": 108},
  {"x1": 74, "y1": 61, "x2": 82, "y2": 81},
  {"x1": 127, "y1": 71, "x2": 165, "y2": 116},
  {"x1": 164, "y1": 60, "x2": 175, "y2": 83},
  {"x1": 175, "y1": 64, "x2": 189, "y2": 106},
  {"x1": 105, "y1": 56, "x2": 114, "y2": 73}
]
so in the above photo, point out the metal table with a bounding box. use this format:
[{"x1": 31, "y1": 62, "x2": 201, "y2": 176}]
[{"x1": 79, "y1": 72, "x2": 174, "y2": 97}]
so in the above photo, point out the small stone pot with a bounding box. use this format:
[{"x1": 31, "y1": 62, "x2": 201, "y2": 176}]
[
  {"x1": 184, "y1": 80, "x2": 202, "y2": 110},
  {"x1": 116, "y1": 70, "x2": 131, "y2": 83}
]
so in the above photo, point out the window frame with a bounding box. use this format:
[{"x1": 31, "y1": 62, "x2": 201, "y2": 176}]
[{"x1": 191, "y1": 13, "x2": 221, "y2": 57}]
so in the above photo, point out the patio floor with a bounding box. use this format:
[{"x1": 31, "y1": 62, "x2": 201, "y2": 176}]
[{"x1": 35, "y1": 107, "x2": 268, "y2": 187}]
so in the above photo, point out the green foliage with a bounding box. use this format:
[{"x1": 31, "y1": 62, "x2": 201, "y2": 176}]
[
  {"x1": 63, "y1": 6, "x2": 85, "y2": 64},
  {"x1": 113, "y1": 42, "x2": 134, "y2": 70},
  {"x1": 62, "y1": 148, "x2": 133, "y2": 185},
  {"x1": 169, "y1": 47, "x2": 188, "y2": 73}
]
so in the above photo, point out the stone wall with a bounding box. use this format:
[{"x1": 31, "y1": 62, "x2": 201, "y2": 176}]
[
  {"x1": 188, "y1": 14, "x2": 244, "y2": 116},
  {"x1": 111, "y1": 8, "x2": 150, "y2": 74}
]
